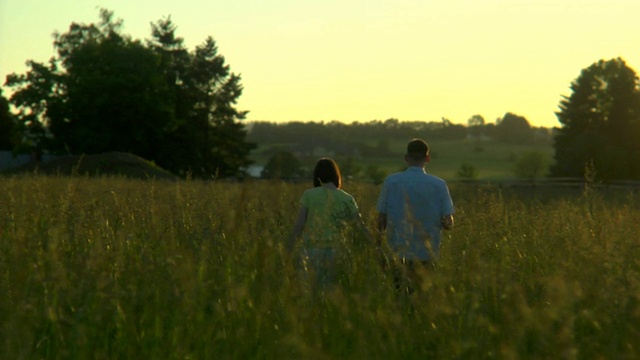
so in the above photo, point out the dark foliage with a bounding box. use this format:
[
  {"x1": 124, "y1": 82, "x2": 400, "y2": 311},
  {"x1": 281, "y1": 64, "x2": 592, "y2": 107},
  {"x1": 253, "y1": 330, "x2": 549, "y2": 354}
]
[
  {"x1": 551, "y1": 58, "x2": 640, "y2": 181},
  {"x1": 0, "y1": 90, "x2": 15, "y2": 150},
  {"x1": 4, "y1": 9, "x2": 255, "y2": 178},
  {"x1": 247, "y1": 115, "x2": 548, "y2": 153},
  {"x1": 260, "y1": 150, "x2": 304, "y2": 180},
  {"x1": 493, "y1": 112, "x2": 533, "y2": 144}
]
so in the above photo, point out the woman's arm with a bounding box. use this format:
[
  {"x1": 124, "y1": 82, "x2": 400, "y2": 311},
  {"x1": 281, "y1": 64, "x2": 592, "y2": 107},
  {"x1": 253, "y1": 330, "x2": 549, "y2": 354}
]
[
  {"x1": 287, "y1": 206, "x2": 308, "y2": 251},
  {"x1": 352, "y1": 212, "x2": 372, "y2": 241}
]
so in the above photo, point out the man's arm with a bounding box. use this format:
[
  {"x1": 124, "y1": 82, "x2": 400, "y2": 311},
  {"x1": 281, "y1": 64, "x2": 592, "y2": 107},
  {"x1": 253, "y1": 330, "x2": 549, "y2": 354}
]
[
  {"x1": 376, "y1": 212, "x2": 387, "y2": 247},
  {"x1": 441, "y1": 214, "x2": 454, "y2": 230}
]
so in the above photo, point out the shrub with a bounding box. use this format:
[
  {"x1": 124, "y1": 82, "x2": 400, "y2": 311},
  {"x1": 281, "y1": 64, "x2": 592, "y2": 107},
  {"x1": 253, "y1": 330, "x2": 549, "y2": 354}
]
[
  {"x1": 457, "y1": 163, "x2": 479, "y2": 180},
  {"x1": 365, "y1": 165, "x2": 386, "y2": 185},
  {"x1": 513, "y1": 151, "x2": 549, "y2": 179}
]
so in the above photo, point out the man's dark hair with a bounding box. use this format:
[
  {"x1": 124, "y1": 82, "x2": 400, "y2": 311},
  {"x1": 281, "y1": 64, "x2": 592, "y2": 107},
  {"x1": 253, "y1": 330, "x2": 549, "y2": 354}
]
[
  {"x1": 406, "y1": 138, "x2": 429, "y2": 161},
  {"x1": 313, "y1": 158, "x2": 342, "y2": 188}
]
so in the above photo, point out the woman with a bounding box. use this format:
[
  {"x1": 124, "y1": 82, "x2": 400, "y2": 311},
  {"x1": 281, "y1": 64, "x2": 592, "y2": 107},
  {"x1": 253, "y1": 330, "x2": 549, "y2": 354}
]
[{"x1": 288, "y1": 158, "x2": 370, "y2": 289}]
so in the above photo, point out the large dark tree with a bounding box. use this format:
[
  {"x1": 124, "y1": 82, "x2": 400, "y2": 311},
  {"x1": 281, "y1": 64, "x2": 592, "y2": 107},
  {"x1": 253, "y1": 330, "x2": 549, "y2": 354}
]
[
  {"x1": 52, "y1": 18, "x2": 173, "y2": 159},
  {"x1": 551, "y1": 58, "x2": 640, "y2": 180},
  {"x1": 260, "y1": 150, "x2": 304, "y2": 180},
  {"x1": 4, "y1": 9, "x2": 255, "y2": 178},
  {"x1": 148, "y1": 18, "x2": 256, "y2": 177},
  {"x1": 467, "y1": 114, "x2": 485, "y2": 138},
  {"x1": 492, "y1": 112, "x2": 533, "y2": 144},
  {"x1": 0, "y1": 90, "x2": 15, "y2": 150}
]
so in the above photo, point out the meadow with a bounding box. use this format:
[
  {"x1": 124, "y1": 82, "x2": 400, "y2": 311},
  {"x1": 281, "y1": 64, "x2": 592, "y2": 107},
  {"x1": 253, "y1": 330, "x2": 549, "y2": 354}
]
[
  {"x1": 251, "y1": 138, "x2": 555, "y2": 181},
  {"x1": 1, "y1": 174, "x2": 639, "y2": 359}
]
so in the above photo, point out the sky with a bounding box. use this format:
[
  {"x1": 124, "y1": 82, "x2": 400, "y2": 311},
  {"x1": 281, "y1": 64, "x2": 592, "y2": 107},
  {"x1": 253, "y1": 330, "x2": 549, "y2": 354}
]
[{"x1": 1, "y1": 0, "x2": 639, "y2": 128}]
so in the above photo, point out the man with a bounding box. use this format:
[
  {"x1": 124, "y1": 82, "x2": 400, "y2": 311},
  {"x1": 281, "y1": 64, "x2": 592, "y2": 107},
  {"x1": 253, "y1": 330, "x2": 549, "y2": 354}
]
[{"x1": 376, "y1": 138, "x2": 454, "y2": 293}]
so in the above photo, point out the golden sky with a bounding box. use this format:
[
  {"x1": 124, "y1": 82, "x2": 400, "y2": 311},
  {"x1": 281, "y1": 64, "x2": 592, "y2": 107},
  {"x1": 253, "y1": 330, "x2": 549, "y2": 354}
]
[{"x1": 2, "y1": 0, "x2": 639, "y2": 128}]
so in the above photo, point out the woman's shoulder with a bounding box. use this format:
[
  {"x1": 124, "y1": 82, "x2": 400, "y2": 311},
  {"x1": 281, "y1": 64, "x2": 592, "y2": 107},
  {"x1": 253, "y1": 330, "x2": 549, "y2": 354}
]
[
  {"x1": 336, "y1": 189, "x2": 357, "y2": 201},
  {"x1": 302, "y1": 186, "x2": 322, "y2": 196}
]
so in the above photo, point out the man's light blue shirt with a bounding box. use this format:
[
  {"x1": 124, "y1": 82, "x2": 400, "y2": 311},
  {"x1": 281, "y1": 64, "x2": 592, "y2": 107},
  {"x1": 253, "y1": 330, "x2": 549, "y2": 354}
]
[{"x1": 376, "y1": 166, "x2": 454, "y2": 261}]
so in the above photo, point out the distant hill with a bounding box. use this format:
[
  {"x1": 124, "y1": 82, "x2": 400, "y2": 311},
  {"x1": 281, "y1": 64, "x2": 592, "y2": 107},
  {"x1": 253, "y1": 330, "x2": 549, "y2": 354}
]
[{"x1": 2, "y1": 152, "x2": 178, "y2": 181}]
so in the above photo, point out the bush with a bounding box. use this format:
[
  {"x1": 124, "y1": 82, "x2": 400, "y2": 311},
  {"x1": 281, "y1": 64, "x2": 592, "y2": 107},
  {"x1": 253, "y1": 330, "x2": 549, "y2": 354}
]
[
  {"x1": 513, "y1": 151, "x2": 549, "y2": 179},
  {"x1": 457, "y1": 163, "x2": 479, "y2": 180},
  {"x1": 365, "y1": 165, "x2": 386, "y2": 185}
]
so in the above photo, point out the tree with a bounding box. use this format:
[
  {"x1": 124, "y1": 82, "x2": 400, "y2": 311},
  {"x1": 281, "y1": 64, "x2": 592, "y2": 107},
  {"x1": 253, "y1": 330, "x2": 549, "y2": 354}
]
[
  {"x1": 0, "y1": 90, "x2": 15, "y2": 150},
  {"x1": 467, "y1": 114, "x2": 485, "y2": 127},
  {"x1": 438, "y1": 117, "x2": 467, "y2": 140},
  {"x1": 551, "y1": 58, "x2": 640, "y2": 180},
  {"x1": 336, "y1": 155, "x2": 362, "y2": 178},
  {"x1": 493, "y1": 112, "x2": 533, "y2": 143},
  {"x1": 467, "y1": 114, "x2": 486, "y2": 143},
  {"x1": 51, "y1": 18, "x2": 173, "y2": 158},
  {"x1": 260, "y1": 150, "x2": 304, "y2": 180},
  {"x1": 5, "y1": 9, "x2": 255, "y2": 178}
]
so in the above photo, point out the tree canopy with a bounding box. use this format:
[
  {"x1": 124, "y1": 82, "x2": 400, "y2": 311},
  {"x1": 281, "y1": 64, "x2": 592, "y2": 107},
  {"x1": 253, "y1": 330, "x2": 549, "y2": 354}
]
[
  {"x1": 246, "y1": 115, "x2": 549, "y2": 150},
  {"x1": 494, "y1": 112, "x2": 532, "y2": 144},
  {"x1": 551, "y1": 58, "x2": 640, "y2": 180},
  {"x1": 5, "y1": 9, "x2": 255, "y2": 178},
  {"x1": 0, "y1": 90, "x2": 15, "y2": 150},
  {"x1": 260, "y1": 150, "x2": 304, "y2": 180}
]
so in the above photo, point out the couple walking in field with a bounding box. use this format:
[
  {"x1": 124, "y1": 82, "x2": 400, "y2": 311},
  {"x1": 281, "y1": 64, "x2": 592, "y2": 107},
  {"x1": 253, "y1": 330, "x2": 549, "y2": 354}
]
[{"x1": 288, "y1": 138, "x2": 455, "y2": 294}]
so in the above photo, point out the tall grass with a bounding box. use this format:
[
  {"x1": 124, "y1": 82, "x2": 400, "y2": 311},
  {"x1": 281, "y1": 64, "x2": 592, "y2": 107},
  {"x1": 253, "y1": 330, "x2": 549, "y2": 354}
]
[{"x1": 1, "y1": 175, "x2": 639, "y2": 359}]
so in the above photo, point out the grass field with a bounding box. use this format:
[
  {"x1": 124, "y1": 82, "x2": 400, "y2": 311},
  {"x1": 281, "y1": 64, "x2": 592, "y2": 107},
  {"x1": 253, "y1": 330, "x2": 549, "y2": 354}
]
[{"x1": 1, "y1": 174, "x2": 639, "y2": 359}]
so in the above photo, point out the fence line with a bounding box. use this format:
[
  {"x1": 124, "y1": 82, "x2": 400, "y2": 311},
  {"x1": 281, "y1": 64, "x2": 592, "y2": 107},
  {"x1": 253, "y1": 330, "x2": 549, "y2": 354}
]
[{"x1": 452, "y1": 177, "x2": 640, "y2": 190}]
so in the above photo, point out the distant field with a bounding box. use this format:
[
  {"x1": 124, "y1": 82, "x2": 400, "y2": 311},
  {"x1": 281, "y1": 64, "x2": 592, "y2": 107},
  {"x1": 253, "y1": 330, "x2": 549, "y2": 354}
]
[
  {"x1": 1, "y1": 175, "x2": 638, "y2": 358},
  {"x1": 251, "y1": 139, "x2": 555, "y2": 181},
  {"x1": 413, "y1": 139, "x2": 555, "y2": 180}
]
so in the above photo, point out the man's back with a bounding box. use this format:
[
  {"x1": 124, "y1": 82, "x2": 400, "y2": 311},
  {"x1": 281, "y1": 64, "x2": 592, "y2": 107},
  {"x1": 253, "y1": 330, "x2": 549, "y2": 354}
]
[{"x1": 376, "y1": 166, "x2": 454, "y2": 260}]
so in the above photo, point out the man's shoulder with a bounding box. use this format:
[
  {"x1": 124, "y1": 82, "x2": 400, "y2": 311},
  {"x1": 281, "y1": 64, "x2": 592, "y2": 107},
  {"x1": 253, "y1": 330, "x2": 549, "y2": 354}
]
[
  {"x1": 384, "y1": 168, "x2": 449, "y2": 185},
  {"x1": 425, "y1": 173, "x2": 448, "y2": 184},
  {"x1": 385, "y1": 171, "x2": 404, "y2": 180},
  {"x1": 383, "y1": 171, "x2": 410, "y2": 185}
]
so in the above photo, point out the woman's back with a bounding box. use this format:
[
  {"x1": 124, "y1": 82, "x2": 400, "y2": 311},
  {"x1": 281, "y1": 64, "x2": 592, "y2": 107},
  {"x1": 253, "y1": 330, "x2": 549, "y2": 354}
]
[{"x1": 300, "y1": 186, "x2": 359, "y2": 248}]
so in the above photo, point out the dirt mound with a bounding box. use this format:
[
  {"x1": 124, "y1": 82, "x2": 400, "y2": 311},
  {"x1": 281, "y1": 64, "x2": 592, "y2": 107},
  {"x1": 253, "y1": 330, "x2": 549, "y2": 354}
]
[{"x1": 7, "y1": 152, "x2": 179, "y2": 180}]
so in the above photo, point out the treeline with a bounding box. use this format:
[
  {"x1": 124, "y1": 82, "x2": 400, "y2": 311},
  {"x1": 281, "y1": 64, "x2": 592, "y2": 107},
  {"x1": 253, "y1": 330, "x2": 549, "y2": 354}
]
[{"x1": 247, "y1": 113, "x2": 554, "y2": 151}]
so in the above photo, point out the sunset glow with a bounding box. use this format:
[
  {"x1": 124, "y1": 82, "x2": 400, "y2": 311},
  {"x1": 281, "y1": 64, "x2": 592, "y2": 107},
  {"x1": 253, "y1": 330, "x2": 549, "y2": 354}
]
[{"x1": 2, "y1": 0, "x2": 639, "y2": 127}]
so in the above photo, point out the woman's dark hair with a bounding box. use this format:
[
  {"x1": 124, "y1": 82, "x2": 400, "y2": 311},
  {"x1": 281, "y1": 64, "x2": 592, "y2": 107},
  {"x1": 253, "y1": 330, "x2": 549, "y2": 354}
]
[{"x1": 313, "y1": 158, "x2": 342, "y2": 188}]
